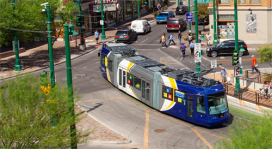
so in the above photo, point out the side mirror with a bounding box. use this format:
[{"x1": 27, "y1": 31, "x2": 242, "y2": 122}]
[{"x1": 98, "y1": 52, "x2": 100, "y2": 57}]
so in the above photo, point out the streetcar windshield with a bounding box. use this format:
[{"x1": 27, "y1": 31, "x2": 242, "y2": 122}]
[{"x1": 208, "y1": 92, "x2": 227, "y2": 115}]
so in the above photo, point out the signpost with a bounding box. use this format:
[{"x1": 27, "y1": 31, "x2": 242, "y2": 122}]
[
  {"x1": 234, "y1": 65, "x2": 242, "y2": 77},
  {"x1": 211, "y1": 60, "x2": 217, "y2": 68},
  {"x1": 186, "y1": 13, "x2": 193, "y2": 22},
  {"x1": 100, "y1": 20, "x2": 104, "y2": 25},
  {"x1": 194, "y1": 43, "x2": 201, "y2": 63}
]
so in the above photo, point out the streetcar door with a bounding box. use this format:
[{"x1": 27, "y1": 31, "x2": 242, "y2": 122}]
[
  {"x1": 186, "y1": 95, "x2": 194, "y2": 122},
  {"x1": 141, "y1": 79, "x2": 151, "y2": 106},
  {"x1": 118, "y1": 68, "x2": 126, "y2": 91}
]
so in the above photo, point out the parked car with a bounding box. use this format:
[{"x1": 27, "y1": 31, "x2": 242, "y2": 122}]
[
  {"x1": 114, "y1": 29, "x2": 137, "y2": 43},
  {"x1": 156, "y1": 11, "x2": 175, "y2": 24},
  {"x1": 198, "y1": 16, "x2": 209, "y2": 25},
  {"x1": 206, "y1": 40, "x2": 249, "y2": 57},
  {"x1": 131, "y1": 20, "x2": 151, "y2": 34},
  {"x1": 166, "y1": 18, "x2": 187, "y2": 32},
  {"x1": 176, "y1": 5, "x2": 188, "y2": 15}
]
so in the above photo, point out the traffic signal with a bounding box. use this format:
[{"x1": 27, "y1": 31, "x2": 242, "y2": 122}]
[
  {"x1": 40, "y1": 72, "x2": 48, "y2": 86},
  {"x1": 76, "y1": 15, "x2": 84, "y2": 26},
  {"x1": 192, "y1": 22, "x2": 195, "y2": 25},
  {"x1": 232, "y1": 51, "x2": 239, "y2": 66}
]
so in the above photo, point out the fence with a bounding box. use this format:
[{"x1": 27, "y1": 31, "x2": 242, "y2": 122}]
[{"x1": 223, "y1": 83, "x2": 272, "y2": 108}]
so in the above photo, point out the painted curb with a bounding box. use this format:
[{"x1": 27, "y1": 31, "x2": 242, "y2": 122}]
[{"x1": 76, "y1": 104, "x2": 132, "y2": 145}]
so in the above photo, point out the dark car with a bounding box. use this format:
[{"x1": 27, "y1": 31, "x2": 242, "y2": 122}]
[
  {"x1": 114, "y1": 29, "x2": 137, "y2": 43},
  {"x1": 176, "y1": 6, "x2": 188, "y2": 15},
  {"x1": 166, "y1": 18, "x2": 187, "y2": 32},
  {"x1": 198, "y1": 17, "x2": 209, "y2": 25},
  {"x1": 206, "y1": 40, "x2": 249, "y2": 57}
]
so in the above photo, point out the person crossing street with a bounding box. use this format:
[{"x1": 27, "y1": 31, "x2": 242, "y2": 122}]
[
  {"x1": 168, "y1": 33, "x2": 176, "y2": 46},
  {"x1": 180, "y1": 43, "x2": 186, "y2": 59},
  {"x1": 190, "y1": 41, "x2": 194, "y2": 58},
  {"x1": 178, "y1": 31, "x2": 182, "y2": 46}
]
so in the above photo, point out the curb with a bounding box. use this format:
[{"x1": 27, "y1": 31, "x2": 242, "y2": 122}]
[{"x1": 76, "y1": 104, "x2": 132, "y2": 145}]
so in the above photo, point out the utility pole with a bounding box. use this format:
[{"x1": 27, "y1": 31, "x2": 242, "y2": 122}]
[
  {"x1": 138, "y1": 0, "x2": 141, "y2": 19},
  {"x1": 178, "y1": 0, "x2": 180, "y2": 6},
  {"x1": 64, "y1": 24, "x2": 77, "y2": 149},
  {"x1": 188, "y1": 0, "x2": 191, "y2": 34},
  {"x1": 46, "y1": 4, "x2": 56, "y2": 87},
  {"x1": 234, "y1": 0, "x2": 240, "y2": 95},
  {"x1": 12, "y1": 0, "x2": 21, "y2": 71},
  {"x1": 194, "y1": 0, "x2": 200, "y2": 74},
  {"x1": 213, "y1": 0, "x2": 218, "y2": 45},
  {"x1": 78, "y1": 0, "x2": 86, "y2": 50},
  {"x1": 100, "y1": 0, "x2": 106, "y2": 40}
]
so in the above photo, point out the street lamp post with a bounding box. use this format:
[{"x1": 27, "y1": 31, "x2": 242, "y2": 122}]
[
  {"x1": 188, "y1": 0, "x2": 191, "y2": 34},
  {"x1": 234, "y1": 0, "x2": 240, "y2": 95},
  {"x1": 46, "y1": 4, "x2": 56, "y2": 87},
  {"x1": 78, "y1": 0, "x2": 86, "y2": 49},
  {"x1": 138, "y1": 0, "x2": 141, "y2": 19},
  {"x1": 12, "y1": 0, "x2": 21, "y2": 71},
  {"x1": 194, "y1": 0, "x2": 200, "y2": 74},
  {"x1": 213, "y1": 0, "x2": 218, "y2": 45},
  {"x1": 178, "y1": 0, "x2": 180, "y2": 6},
  {"x1": 100, "y1": 0, "x2": 106, "y2": 40},
  {"x1": 64, "y1": 24, "x2": 77, "y2": 149}
]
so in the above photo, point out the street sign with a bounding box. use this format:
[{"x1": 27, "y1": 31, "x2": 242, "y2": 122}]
[
  {"x1": 234, "y1": 66, "x2": 242, "y2": 77},
  {"x1": 194, "y1": 43, "x2": 201, "y2": 63},
  {"x1": 194, "y1": 0, "x2": 211, "y2": 3},
  {"x1": 186, "y1": 13, "x2": 193, "y2": 22},
  {"x1": 12, "y1": 40, "x2": 20, "y2": 52},
  {"x1": 211, "y1": 60, "x2": 217, "y2": 68},
  {"x1": 100, "y1": 20, "x2": 104, "y2": 25}
]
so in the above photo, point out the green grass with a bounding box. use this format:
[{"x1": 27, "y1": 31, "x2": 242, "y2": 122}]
[{"x1": 229, "y1": 105, "x2": 262, "y2": 120}]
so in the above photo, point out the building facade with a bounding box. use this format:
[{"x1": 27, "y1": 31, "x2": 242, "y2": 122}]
[{"x1": 208, "y1": 0, "x2": 272, "y2": 44}]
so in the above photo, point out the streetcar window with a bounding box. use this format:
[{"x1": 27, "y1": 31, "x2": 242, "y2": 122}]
[
  {"x1": 134, "y1": 76, "x2": 141, "y2": 91},
  {"x1": 123, "y1": 70, "x2": 126, "y2": 87},
  {"x1": 127, "y1": 73, "x2": 134, "y2": 86},
  {"x1": 146, "y1": 82, "x2": 150, "y2": 101},
  {"x1": 208, "y1": 92, "x2": 227, "y2": 115},
  {"x1": 108, "y1": 58, "x2": 113, "y2": 71},
  {"x1": 197, "y1": 96, "x2": 206, "y2": 114},
  {"x1": 101, "y1": 54, "x2": 105, "y2": 66},
  {"x1": 142, "y1": 80, "x2": 146, "y2": 98},
  {"x1": 174, "y1": 90, "x2": 185, "y2": 105},
  {"x1": 119, "y1": 69, "x2": 121, "y2": 86},
  {"x1": 162, "y1": 85, "x2": 173, "y2": 100}
]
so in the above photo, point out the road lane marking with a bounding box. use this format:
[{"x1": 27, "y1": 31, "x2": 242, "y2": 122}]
[
  {"x1": 77, "y1": 96, "x2": 127, "y2": 102},
  {"x1": 144, "y1": 109, "x2": 150, "y2": 148},
  {"x1": 191, "y1": 127, "x2": 214, "y2": 149},
  {"x1": 140, "y1": 38, "x2": 149, "y2": 43}
]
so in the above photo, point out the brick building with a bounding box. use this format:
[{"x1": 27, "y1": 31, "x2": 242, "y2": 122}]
[{"x1": 208, "y1": 0, "x2": 272, "y2": 44}]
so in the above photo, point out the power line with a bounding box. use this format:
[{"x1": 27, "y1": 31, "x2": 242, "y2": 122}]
[{"x1": 0, "y1": 26, "x2": 47, "y2": 34}]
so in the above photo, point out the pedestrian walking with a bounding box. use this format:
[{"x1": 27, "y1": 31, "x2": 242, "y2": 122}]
[
  {"x1": 220, "y1": 67, "x2": 229, "y2": 84},
  {"x1": 95, "y1": 30, "x2": 99, "y2": 44},
  {"x1": 263, "y1": 81, "x2": 269, "y2": 98},
  {"x1": 190, "y1": 41, "x2": 194, "y2": 57},
  {"x1": 188, "y1": 34, "x2": 193, "y2": 44},
  {"x1": 251, "y1": 55, "x2": 260, "y2": 74},
  {"x1": 168, "y1": 33, "x2": 176, "y2": 46},
  {"x1": 180, "y1": 43, "x2": 186, "y2": 58},
  {"x1": 178, "y1": 31, "x2": 182, "y2": 46},
  {"x1": 198, "y1": 35, "x2": 201, "y2": 43},
  {"x1": 161, "y1": 33, "x2": 167, "y2": 48},
  {"x1": 157, "y1": 2, "x2": 161, "y2": 11},
  {"x1": 206, "y1": 33, "x2": 211, "y2": 46}
]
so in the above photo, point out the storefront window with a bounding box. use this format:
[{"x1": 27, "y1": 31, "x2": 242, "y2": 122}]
[
  {"x1": 133, "y1": 4, "x2": 138, "y2": 16},
  {"x1": 219, "y1": 0, "x2": 229, "y2": 4},
  {"x1": 126, "y1": 4, "x2": 133, "y2": 19},
  {"x1": 239, "y1": 0, "x2": 246, "y2": 3},
  {"x1": 251, "y1": 0, "x2": 261, "y2": 4},
  {"x1": 218, "y1": 22, "x2": 235, "y2": 39},
  {"x1": 107, "y1": 12, "x2": 116, "y2": 24}
]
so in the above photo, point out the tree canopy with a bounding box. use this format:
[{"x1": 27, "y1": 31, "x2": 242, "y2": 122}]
[
  {"x1": 0, "y1": 0, "x2": 78, "y2": 47},
  {"x1": 0, "y1": 73, "x2": 90, "y2": 148},
  {"x1": 197, "y1": 3, "x2": 209, "y2": 19},
  {"x1": 256, "y1": 44, "x2": 272, "y2": 67}
]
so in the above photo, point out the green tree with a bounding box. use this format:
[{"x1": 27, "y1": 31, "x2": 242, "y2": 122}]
[
  {"x1": 197, "y1": 3, "x2": 209, "y2": 19},
  {"x1": 0, "y1": 0, "x2": 78, "y2": 47},
  {"x1": 216, "y1": 112, "x2": 272, "y2": 149},
  {"x1": 256, "y1": 44, "x2": 272, "y2": 67},
  {"x1": 0, "y1": 73, "x2": 90, "y2": 148}
]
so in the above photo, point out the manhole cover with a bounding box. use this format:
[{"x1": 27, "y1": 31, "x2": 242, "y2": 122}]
[{"x1": 154, "y1": 129, "x2": 166, "y2": 133}]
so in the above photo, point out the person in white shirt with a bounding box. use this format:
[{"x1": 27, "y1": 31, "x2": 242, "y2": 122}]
[
  {"x1": 206, "y1": 33, "x2": 211, "y2": 46},
  {"x1": 168, "y1": 33, "x2": 176, "y2": 46}
]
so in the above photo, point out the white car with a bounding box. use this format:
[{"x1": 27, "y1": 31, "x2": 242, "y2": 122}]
[{"x1": 131, "y1": 20, "x2": 151, "y2": 34}]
